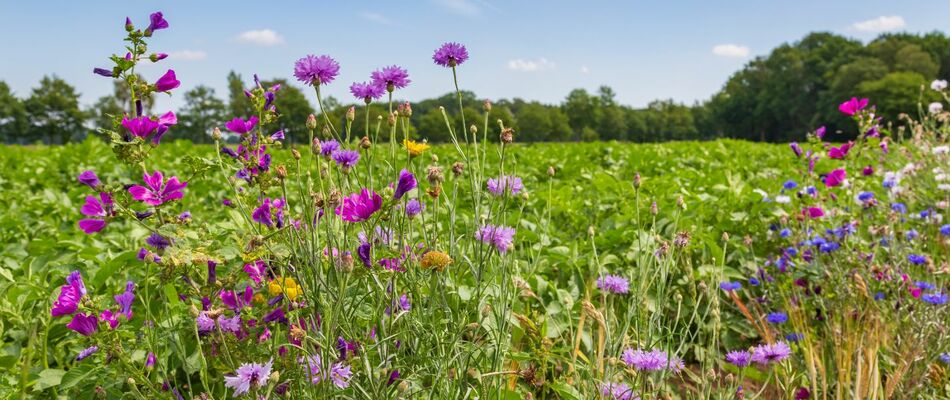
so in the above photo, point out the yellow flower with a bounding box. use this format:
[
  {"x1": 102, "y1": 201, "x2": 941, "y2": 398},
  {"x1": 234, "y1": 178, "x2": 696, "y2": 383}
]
[
  {"x1": 421, "y1": 250, "x2": 453, "y2": 272},
  {"x1": 403, "y1": 139, "x2": 430, "y2": 158},
  {"x1": 268, "y1": 277, "x2": 301, "y2": 301}
]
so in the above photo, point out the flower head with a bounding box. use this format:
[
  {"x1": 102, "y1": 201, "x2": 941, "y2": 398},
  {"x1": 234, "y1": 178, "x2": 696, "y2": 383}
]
[
  {"x1": 145, "y1": 11, "x2": 169, "y2": 35},
  {"x1": 725, "y1": 350, "x2": 751, "y2": 367},
  {"x1": 596, "y1": 274, "x2": 630, "y2": 294},
  {"x1": 331, "y1": 150, "x2": 360, "y2": 170},
  {"x1": 750, "y1": 341, "x2": 792, "y2": 365},
  {"x1": 621, "y1": 349, "x2": 683, "y2": 372},
  {"x1": 600, "y1": 382, "x2": 638, "y2": 400},
  {"x1": 154, "y1": 70, "x2": 180, "y2": 92},
  {"x1": 908, "y1": 254, "x2": 926, "y2": 265},
  {"x1": 394, "y1": 169, "x2": 417, "y2": 199},
  {"x1": 476, "y1": 224, "x2": 516, "y2": 253},
  {"x1": 66, "y1": 313, "x2": 99, "y2": 336},
  {"x1": 371, "y1": 65, "x2": 411, "y2": 91},
  {"x1": 403, "y1": 139, "x2": 430, "y2": 157},
  {"x1": 319, "y1": 139, "x2": 340, "y2": 156},
  {"x1": 838, "y1": 97, "x2": 869, "y2": 116},
  {"x1": 329, "y1": 362, "x2": 353, "y2": 388},
  {"x1": 336, "y1": 189, "x2": 382, "y2": 222},
  {"x1": 433, "y1": 42, "x2": 469, "y2": 67},
  {"x1": 121, "y1": 115, "x2": 160, "y2": 139},
  {"x1": 224, "y1": 360, "x2": 273, "y2": 397},
  {"x1": 294, "y1": 55, "x2": 340, "y2": 86},
  {"x1": 78, "y1": 193, "x2": 114, "y2": 234},
  {"x1": 51, "y1": 271, "x2": 86, "y2": 317},
  {"x1": 225, "y1": 116, "x2": 259, "y2": 134},
  {"x1": 252, "y1": 197, "x2": 286, "y2": 228},
  {"x1": 921, "y1": 292, "x2": 948, "y2": 305},
  {"x1": 76, "y1": 346, "x2": 99, "y2": 361},
  {"x1": 405, "y1": 198, "x2": 424, "y2": 218},
  {"x1": 78, "y1": 171, "x2": 100, "y2": 189},
  {"x1": 932, "y1": 79, "x2": 948, "y2": 91},
  {"x1": 128, "y1": 170, "x2": 187, "y2": 206},
  {"x1": 766, "y1": 312, "x2": 788, "y2": 324},
  {"x1": 828, "y1": 142, "x2": 853, "y2": 159},
  {"x1": 720, "y1": 281, "x2": 742, "y2": 292},
  {"x1": 349, "y1": 81, "x2": 385, "y2": 102},
  {"x1": 824, "y1": 168, "x2": 847, "y2": 187},
  {"x1": 487, "y1": 175, "x2": 524, "y2": 196}
]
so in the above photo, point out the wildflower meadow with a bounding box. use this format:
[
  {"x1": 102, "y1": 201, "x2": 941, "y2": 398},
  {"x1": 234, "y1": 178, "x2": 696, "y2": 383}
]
[{"x1": 1, "y1": 8, "x2": 949, "y2": 400}]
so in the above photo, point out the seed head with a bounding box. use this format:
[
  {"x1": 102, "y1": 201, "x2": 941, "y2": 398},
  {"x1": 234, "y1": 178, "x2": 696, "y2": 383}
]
[
  {"x1": 452, "y1": 161, "x2": 465, "y2": 177},
  {"x1": 360, "y1": 136, "x2": 372, "y2": 149},
  {"x1": 500, "y1": 127, "x2": 514, "y2": 144}
]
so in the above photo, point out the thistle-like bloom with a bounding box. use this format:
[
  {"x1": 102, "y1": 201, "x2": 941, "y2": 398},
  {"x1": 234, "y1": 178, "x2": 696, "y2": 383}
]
[
  {"x1": 828, "y1": 142, "x2": 853, "y2": 159},
  {"x1": 433, "y1": 42, "x2": 469, "y2": 67},
  {"x1": 224, "y1": 360, "x2": 273, "y2": 397},
  {"x1": 252, "y1": 197, "x2": 286, "y2": 228},
  {"x1": 332, "y1": 150, "x2": 361, "y2": 170},
  {"x1": 725, "y1": 350, "x2": 751, "y2": 367},
  {"x1": 476, "y1": 224, "x2": 516, "y2": 253},
  {"x1": 196, "y1": 312, "x2": 215, "y2": 333},
  {"x1": 66, "y1": 313, "x2": 99, "y2": 336},
  {"x1": 145, "y1": 11, "x2": 169, "y2": 35},
  {"x1": 78, "y1": 171, "x2": 100, "y2": 188},
  {"x1": 336, "y1": 189, "x2": 382, "y2": 222},
  {"x1": 596, "y1": 274, "x2": 630, "y2": 294},
  {"x1": 405, "y1": 198, "x2": 424, "y2": 218},
  {"x1": 824, "y1": 168, "x2": 846, "y2": 187},
  {"x1": 600, "y1": 382, "x2": 638, "y2": 400},
  {"x1": 766, "y1": 312, "x2": 788, "y2": 324},
  {"x1": 403, "y1": 139, "x2": 430, "y2": 157},
  {"x1": 371, "y1": 65, "x2": 411, "y2": 91},
  {"x1": 51, "y1": 271, "x2": 85, "y2": 317},
  {"x1": 349, "y1": 81, "x2": 385, "y2": 102},
  {"x1": 78, "y1": 193, "x2": 114, "y2": 234},
  {"x1": 620, "y1": 349, "x2": 683, "y2": 372},
  {"x1": 129, "y1": 171, "x2": 187, "y2": 206},
  {"x1": 319, "y1": 139, "x2": 340, "y2": 156},
  {"x1": 154, "y1": 70, "x2": 180, "y2": 92},
  {"x1": 838, "y1": 97, "x2": 869, "y2": 116},
  {"x1": 76, "y1": 345, "x2": 99, "y2": 361},
  {"x1": 394, "y1": 169, "x2": 417, "y2": 200},
  {"x1": 294, "y1": 55, "x2": 340, "y2": 86},
  {"x1": 122, "y1": 115, "x2": 160, "y2": 139},
  {"x1": 750, "y1": 342, "x2": 792, "y2": 365},
  {"x1": 933, "y1": 79, "x2": 949, "y2": 91},
  {"x1": 225, "y1": 116, "x2": 259, "y2": 134},
  {"x1": 487, "y1": 175, "x2": 524, "y2": 196}
]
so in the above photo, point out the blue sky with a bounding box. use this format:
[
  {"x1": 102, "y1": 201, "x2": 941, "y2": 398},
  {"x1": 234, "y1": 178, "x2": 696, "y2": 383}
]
[{"x1": 1, "y1": 0, "x2": 948, "y2": 111}]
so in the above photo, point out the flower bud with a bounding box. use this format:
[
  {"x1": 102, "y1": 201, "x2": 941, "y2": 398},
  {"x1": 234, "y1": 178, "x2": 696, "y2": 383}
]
[
  {"x1": 547, "y1": 166, "x2": 556, "y2": 177},
  {"x1": 500, "y1": 127, "x2": 514, "y2": 144},
  {"x1": 311, "y1": 138, "x2": 321, "y2": 155},
  {"x1": 469, "y1": 124, "x2": 477, "y2": 135},
  {"x1": 388, "y1": 112, "x2": 397, "y2": 126},
  {"x1": 150, "y1": 53, "x2": 168, "y2": 62},
  {"x1": 321, "y1": 125, "x2": 331, "y2": 138},
  {"x1": 360, "y1": 136, "x2": 372, "y2": 149},
  {"x1": 427, "y1": 165, "x2": 444, "y2": 185},
  {"x1": 291, "y1": 148, "x2": 301, "y2": 160},
  {"x1": 306, "y1": 114, "x2": 318, "y2": 130},
  {"x1": 399, "y1": 101, "x2": 412, "y2": 117},
  {"x1": 212, "y1": 127, "x2": 222, "y2": 140},
  {"x1": 124, "y1": 17, "x2": 134, "y2": 32},
  {"x1": 633, "y1": 172, "x2": 641, "y2": 189},
  {"x1": 452, "y1": 161, "x2": 465, "y2": 177},
  {"x1": 275, "y1": 165, "x2": 288, "y2": 180},
  {"x1": 346, "y1": 106, "x2": 355, "y2": 122},
  {"x1": 651, "y1": 201, "x2": 658, "y2": 215},
  {"x1": 483, "y1": 100, "x2": 492, "y2": 112}
]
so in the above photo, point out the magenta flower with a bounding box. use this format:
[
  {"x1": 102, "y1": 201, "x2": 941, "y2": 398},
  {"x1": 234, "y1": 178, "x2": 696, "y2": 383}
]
[
  {"x1": 93, "y1": 68, "x2": 114, "y2": 78},
  {"x1": 750, "y1": 341, "x2": 792, "y2": 365},
  {"x1": 78, "y1": 171, "x2": 100, "y2": 189},
  {"x1": 294, "y1": 55, "x2": 340, "y2": 86},
  {"x1": 66, "y1": 313, "x2": 99, "y2": 336},
  {"x1": 336, "y1": 189, "x2": 382, "y2": 222},
  {"x1": 151, "y1": 111, "x2": 177, "y2": 144},
  {"x1": 121, "y1": 115, "x2": 160, "y2": 139},
  {"x1": 100, "y1": 309, "x2": 120, "y2": 329},
  {"x1": 790, "y1": 142, "x2": 802, "y2": 157},
  {"x1": 487, "y1": 175, "x2": 523, "y2": 196},
  {"x1": 433, "y1": 42, "x2": 469, "y2": 67},
  {"x1": 827, "y1": 142, "x2": 853, "y2": 159},
  {"x1": 129, "y1": 171, "x2": 187, "y2": 206},
  {"x1": 476, "y1": 224, "x2": 516, "y2": 253},
  {"x1": 51, "y1": 271, "x2": 86, "y2": 317},
  {"x1": 220, "y1": 286, "x2": 254, "y2": 310},
  {"x1": 79, "y1": 193, "x2": 114, "y2": 234},
  {"x1": 393, "y1": 169, "x2": 417, "y2": 200},
  {"x1": 252, "y1": 197, "x2": 286, "y2": 228},
  {"x1": 225, "y1": 116, "x2": 259, "y2": 134},
  {"x1": 350, "y1": 81, "x2": 385, "y2": 102},
  {"x1": 371, "y1": 65, "x2": 411, "y2": 91},
  {"x1": 224, "y1": 360, "x2": 273, "y2": 397},
  {"x1": 824, "y1": 168, "x2": 846, "y2": 187},
  {"x1": 243, "y1": 260, "x2": 268, "y2": 284},
  {"x1": 145, "y1": 11, "x2": 169, "y2": 35},
  {"x1": 114, "y1": 281, "x2": 135, "y2": 320},
  {"x1": 838, "y1": 97, "x2": 868, "y2": 116},
  {"x1": 802, "y1": 207, "x2": 824, "y2": 219},
  {"x1": 154, "y1": 70, "x2": 180, "y2": 92}
]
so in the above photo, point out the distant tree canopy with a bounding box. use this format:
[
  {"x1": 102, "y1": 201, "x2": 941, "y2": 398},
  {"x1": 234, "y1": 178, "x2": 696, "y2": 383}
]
[{"x1": 2, "y1": 31, "x2": 949, "y2": 144}]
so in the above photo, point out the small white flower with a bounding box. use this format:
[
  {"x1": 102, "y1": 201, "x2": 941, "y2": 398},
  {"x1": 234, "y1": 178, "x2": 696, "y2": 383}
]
[
  {"x1": 775, "y1": 195, "x2": 791, "y2": 204},
  {"x1": 939, "y1": 184, "x2": 950, "y2": 191},
  {"x1": 936, "y1": 174, "x2": 947, "y2": 182},
  {"x1": 933, "y1": 145, "x2": 949, "y2": 155},
  {"x1": 929, "y1": 102, "x2": 944, "y2": 114},
  {"x1": 932, "y1": 79, "x2": 948, "y2": 91}
]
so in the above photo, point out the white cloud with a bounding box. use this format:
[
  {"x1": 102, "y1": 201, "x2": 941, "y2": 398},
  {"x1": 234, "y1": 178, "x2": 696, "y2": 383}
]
[
  {"x1": 360, "y1": 12, "x2": 396, "y2": 26},
  {"x1": 852, "y1": 15, "x2": 906, "y2": 32},
  {"x1": 712, "y1": 44, "x2": 750, "y2": 58},
  {"x1": 235, "y1": 29, "x2": 284, "y2": 46},
  {"x1": 432, "y1": 0, "x2": 480, "y2": 16},
  {"x1": 167, "y1": 50, "x2": 206, "y2": 61},
  {"x1": 507, "y1": 58, "x2": 555, "y2": 72},
  {"x1": 580, "y1": 65, "x2": 590, "y2": 74}
]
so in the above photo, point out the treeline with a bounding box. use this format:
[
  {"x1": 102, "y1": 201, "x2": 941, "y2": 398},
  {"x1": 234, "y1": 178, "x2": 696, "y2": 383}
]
[{"x1": 1, "y1": 31, "x2": 948, "y2": 144}]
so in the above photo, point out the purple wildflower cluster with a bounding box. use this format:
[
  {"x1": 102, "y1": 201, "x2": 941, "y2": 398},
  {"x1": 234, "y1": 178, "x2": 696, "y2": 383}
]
[{"x1": 620, "y1": 348, "x2": 684, "y2": 372}]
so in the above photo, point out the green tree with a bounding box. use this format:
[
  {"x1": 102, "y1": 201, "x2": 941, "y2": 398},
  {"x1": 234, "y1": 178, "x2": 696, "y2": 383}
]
[
  {"x1": 178, "y1": 85, "x2": 227, "y2": 143},
  {"x1": 23, "y1": 76, "x2": 86, "y2": 144},
  {"x1": 562, "y1": 89, "x2": 601, "y2": 139},
  {"x1": 227, "y1": 71, "x2": 254, "y2": 119},
  {"x1": 856, "y1": 71, "x2": 936, "y2": 123},
  {"x1": 88, "y1": 95, "x2": 123, "y2": 138},
  {"x1": 0, "y1": 82, "x2": 28, "y2": 143}
]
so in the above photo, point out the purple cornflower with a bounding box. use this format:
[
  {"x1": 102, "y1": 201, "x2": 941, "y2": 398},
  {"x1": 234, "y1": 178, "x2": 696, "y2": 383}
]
[
  {"x1": 121, "y1": 115, "x2": 160, "y2": 139},
  {"x1": 596, "y1": 274, "x2": 630, "y2": 294},
  {"x1": 294, "y1": 55, "x2": 340, "y2": 86},
  {"x1": 78, "y1": 171, "x2": 100, "y2": 189},
  {"x1": 154, "y1": 70, "x2": 180, "y2": 92},
  {"x1": 908, "y1": 254, "x2": 927, "y2": 265},
  {"x1": 398, "y1": 294, "x2": 411, "y2": 311},
  {"x1": 433, "y1": 42, "x2": 469, "y2": 67},
  {"x1": 319, "y1": 139, "x2": 340, "y2": 156},
  {"x1": 336, "y1": 189, "x2": 382, "y2": 223},
  {"x1": 750, "y1": 341, "x2": 792, "y2": 365},
  {"x1": 486, "y1": 175, "x2": 524, "y2": 196},
  {"x1": 766, "y1": 312, "x2": 788, "y2": 324},
  {"x1": 145, "y1": 11, "x2": 169, "y2": 35},
  {"x1": 225, "y1": 116, "x2": 258, "y2": 134},
  {"x1": 305, "y1": 355, "x2": 324, "y2": 384},
  {"x1": 600, "y1": 382, "x2": 638, "y2": 400},
  {"x1": 349, "y1": 81, "x2": 385, "y2": 102},
  {"x1": 371, "y1": 65, "x2": 411, "y2": 92},
  {"x1": 196, "y1": 312, "x2": 215, "y2": 333},
  {"x1": 405, "y1": 198, "x2": 424, "y2": 218},
  {"x1": 921, "y1": 292, "x2": 948, "y2": 305},
  {"x1": 394, "y1": 170, "x2": 417, "y2": 200},
  {"x1": 217, "y1": 315, "x2": 242, "y2": 334},
  {"x1": 329, "y1": 363, "x2": 353, "y2": 388},
  {"x1": 51, "y1": 271, "x2": 85, "y2": 317},
  {"x1": 725, "y1": 350, "x2": 751, "y2": 367},
  {"x1": 76, "y1": 346, "x2": 99, "y2": 361},
  {"x1": 224, "y1": 360, "x2": 273, "y2": 397},
  {"x1": 940, "y1": 353, "x2": 950, "y2": 364},
  {"x1": 129, "y1": 171, "x2": 187, "y2": 206},
  {"x1": 786, "y1": 333, "x2": 804, "y2": 342},
  {"x1": 620, "y1": 349, "x2": 683, "y2": 372},
  {"x1": 78, "y1": 193, "x2": 114, "y2": 234},
  {"x1": 331, "y1": 150, "x2": 360, "y2": 170},
  {"x1": 66, "y1": 313, "x2": 99, "y2": 336},
  {"x1": 720, "y1": 281, "x2": 742, "y2": 292},
  {"x1": 476, "y1": 224, "x2": 516, "y2": 253}
]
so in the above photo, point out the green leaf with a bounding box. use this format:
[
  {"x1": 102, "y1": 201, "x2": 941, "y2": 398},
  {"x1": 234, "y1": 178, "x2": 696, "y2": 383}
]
[
  {"x1": 550, "y1": 381, "x2": 583, "y2": 400},
  {"x1": 60, "y1": 363, "x2": 101, "y2": 390},
  {"x1": 183, "y1": 350, "x2": 203, "y2": 374},
  {"x1": 164, "y1": 283, "x2": 181, "y2": 306},
  {"x1": 33, "y1": 368, "x2": 65, "y2": 391}
]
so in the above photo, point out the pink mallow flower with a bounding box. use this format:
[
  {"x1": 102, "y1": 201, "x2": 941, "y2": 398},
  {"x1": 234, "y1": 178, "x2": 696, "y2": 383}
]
[
  {"x1": 838, "y1": 97, "x2": 869, "y2": 116},
  {"x1": 336, "y1": 189, "x2": 382, "y2": 223},
  {"x1": 827, "y1": 142, "x2": 853, "y2": 159},
  {"x1": 824, "y1": 168, "x2": 846, "y2": 187},
  {"x1": 78, "y1": 193, "x2": 114, "y2": 234},
  {"x1": 128, "y1": 171, "x2": 187, "y2": 206}
]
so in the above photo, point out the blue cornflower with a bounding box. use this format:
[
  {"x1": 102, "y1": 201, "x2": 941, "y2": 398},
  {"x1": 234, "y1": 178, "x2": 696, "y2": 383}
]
[
  {"x1": 857, "y1": 192, "x2": 874, "y2": 202},
  {"x1": 780, "y1": 228, "x2": 791, "y2": 238},
  {"x1": 915, "y1": 281, "x2": 936, "y2": 290},
  {"x1": 905, "y1": 230, "x2": 919, "y2": 240},
  {"x1": 749, "y1": 277, "x2": 760, "y2": 286},
  {"x1": 819, "y1": 242, "x2": 840, "y2": 253},
  {"x1": 783, "y1": 180, "x2": 797, "y2": 190},
  {"x1": 908, "y1": 254, "x2": 927, "y2": 265},
  {"x1": 720, "y1": 281, "x2": 742, "y2": 292},
  {"x1": 940, "y1": 224, "x2": 950, "y2": 236},
  {"x1": 890, "y1": 203, "x2": 907, "y2": 214},
  {"x1": 766, "y1": 312, "x2": 788, "y2": 324},
  {"x1": 873, "y1": 292, "x2": 885, "y2": 301},
  {"x1": 921, "y1": 292, "x2": 948, "y2": 305},
  {"x1": 785, "y1": 333, "x2": 804, "y2": 342}
]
